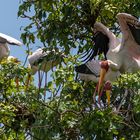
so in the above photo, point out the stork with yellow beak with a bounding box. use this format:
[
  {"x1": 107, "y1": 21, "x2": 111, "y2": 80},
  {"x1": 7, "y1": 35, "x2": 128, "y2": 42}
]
[
  {"x1": 75, "y1": 21, "x2": 120, "y2": 105},
  {"x1": 76, "y1": 13, "x2": 140, "y2": 105},
  {"x1": 98, "y1": 13, "x2": 140, "y2": 104},
  {"x1": 26, "y1": 48, "x2": 65, "y2": 89}
]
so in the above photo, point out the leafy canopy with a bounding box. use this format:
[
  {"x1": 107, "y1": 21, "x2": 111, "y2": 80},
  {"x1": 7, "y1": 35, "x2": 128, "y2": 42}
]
[{"x1": 1, "y1": 0, "x2": 140, "y2": 140}]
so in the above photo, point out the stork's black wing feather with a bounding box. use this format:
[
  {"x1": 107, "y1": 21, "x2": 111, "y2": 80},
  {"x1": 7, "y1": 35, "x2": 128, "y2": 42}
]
[
  {"x1": 80, "y1": 32, "x2": 109, "y2": 62},
  {"x1": 128, "y1": 23, "x2": 140, "y2": 45},
  {"x1": 80, "y1": 48, "x2": 95, "y2": 62},
  {"x1": 80, "y1": 48, "x2": 92, "y2": 60},
  {"x1": 93, "y1": 32, "x2": 109, "y2": 59}
]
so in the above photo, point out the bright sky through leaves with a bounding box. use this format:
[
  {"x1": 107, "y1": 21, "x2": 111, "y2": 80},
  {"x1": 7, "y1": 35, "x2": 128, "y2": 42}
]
[{"x1": 0, "y1": 0, "x2": 27, "y2": 63}]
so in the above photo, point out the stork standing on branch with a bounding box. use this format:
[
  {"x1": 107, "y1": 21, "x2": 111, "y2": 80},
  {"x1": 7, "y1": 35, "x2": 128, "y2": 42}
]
[
  {"x1": 27, "y1": 48, "x2": 65, "y2": 89},
  {"x1": 75, "y1": 13, "x2": 140, "y2": 105}
]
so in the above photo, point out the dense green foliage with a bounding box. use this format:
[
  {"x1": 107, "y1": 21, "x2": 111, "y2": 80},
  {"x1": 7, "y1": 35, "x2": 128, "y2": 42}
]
[{"x1": 1, "y1": 0, "x2": 140, "y2": 139}]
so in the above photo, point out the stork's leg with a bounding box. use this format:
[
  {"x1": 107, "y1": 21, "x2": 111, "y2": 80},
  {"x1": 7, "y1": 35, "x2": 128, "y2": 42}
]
[
  {"x1": 98, "y1": 85, "x2": 104, "y2": 107},
  {"x1": 93, "y1": 83, "x2": 98, "y2": 104},
  {"x1": 97, "y1": 81, "x2": 112, "y2": 106},
  {"x1": 104, "y1": 81, "x2": 112, "y2": 105}
]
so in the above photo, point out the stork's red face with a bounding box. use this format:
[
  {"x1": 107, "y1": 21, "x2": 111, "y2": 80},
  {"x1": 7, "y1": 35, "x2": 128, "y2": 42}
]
[{"x1": 98, "y1": 61, "x2": 111, "y2": 105}]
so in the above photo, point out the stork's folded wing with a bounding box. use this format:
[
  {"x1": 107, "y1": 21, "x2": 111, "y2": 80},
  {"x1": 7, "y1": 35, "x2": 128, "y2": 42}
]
[
  {"x1": 0, "y1": 33, "x2": 22, "y2": 46},
  {"x1": 75, "y1": 60, "x2": 101, "y2": 82},
  {"x1": 28, "y1": 48, "x2": 47, "y2": 65}
]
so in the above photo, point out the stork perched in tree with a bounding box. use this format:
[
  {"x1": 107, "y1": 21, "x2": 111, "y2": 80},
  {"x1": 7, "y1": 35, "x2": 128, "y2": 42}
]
[
  {"x1": 26, "y1": 48, "x2": 65, "y2": 89},
  {"x1": 0, "y1": 33, "x2": 22, "y2": 88},
  {"x1": 75, "y1": 21, "x2": 120, "y2": 82},
  {"x1": 28, "y1": 48, "x2": 65, "y2": 74},
  {"x1": 75, "y1": 13, "x2": 140, "y2": 105},
  {"x1": 0, "y1": 33, "x2": 22, "y2": 60}
]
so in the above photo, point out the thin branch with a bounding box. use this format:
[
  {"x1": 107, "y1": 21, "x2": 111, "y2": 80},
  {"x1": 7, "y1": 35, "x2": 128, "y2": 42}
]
[
  {"x1": 20, "y1": 13, "x2": 32, "y2": 20},
  {"x1": 23, "y1": 45, "x2": 30, "y2": 67},
  {"x1": 116, "y1": 88, "x2": 129, "y2": 113},
  {"x1": 61, "y1": 109, "x2": 82, "y2": 116},
  {"x1": 132, "y1": 112, "x2": 140, "y2": 127},
  {"x1": 119, "y1": 121, "x2": 133, "y2": 129},
  {"x1": 29, "y1": 124, "x2": 49, "y2": 128}
]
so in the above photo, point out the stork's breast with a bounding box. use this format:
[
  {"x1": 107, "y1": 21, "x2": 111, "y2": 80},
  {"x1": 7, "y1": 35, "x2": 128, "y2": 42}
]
[{"x1": 0, "y1": 44, "x2": 9, "y2": 60}]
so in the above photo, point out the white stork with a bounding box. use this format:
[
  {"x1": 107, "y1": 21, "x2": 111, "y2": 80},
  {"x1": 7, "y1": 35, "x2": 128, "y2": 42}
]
[
  {"x1": 28, "y1": 48, "x2": 65, "y2": 74},
  {"x1": 75, "y1": 13, "x2": 140, "y2": 105},
  {"x1": 0, "y1": 33, "x2": 22, "y2": 60},
  {"x1": 75, "y1": 22, "x2": 120, "y2": 82},
  {"x1": 26, "y1": 48, "x2": 65, "y2": 89}
]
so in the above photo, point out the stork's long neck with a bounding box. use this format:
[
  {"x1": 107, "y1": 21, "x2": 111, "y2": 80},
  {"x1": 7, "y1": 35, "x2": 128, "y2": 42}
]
[{"x1": 105, "y1": 29, "x2": 120, "y2": 50}]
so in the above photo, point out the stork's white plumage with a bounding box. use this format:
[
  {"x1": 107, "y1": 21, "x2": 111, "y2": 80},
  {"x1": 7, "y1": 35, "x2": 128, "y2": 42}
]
[
  {"x1": 0, "y1": 33, "x2": 22, "y2": 46},
  {"x1": 0, "y1": 33, "x2": 22, "y2": 60},
  {"x1": 75, "y1": 21, "x2": 121, "y2": 82},
  {"x1": 28, "y1": 48, "x2": 65, "y2": 74},
  {"x1": 75, "y1": 13, "x2": 140, "y2": 105}
]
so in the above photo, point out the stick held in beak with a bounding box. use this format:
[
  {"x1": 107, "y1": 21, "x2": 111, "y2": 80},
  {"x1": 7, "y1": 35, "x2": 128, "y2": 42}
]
[{"x1": 98, "y1": 61, "x2": 109, "y2": 94}]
